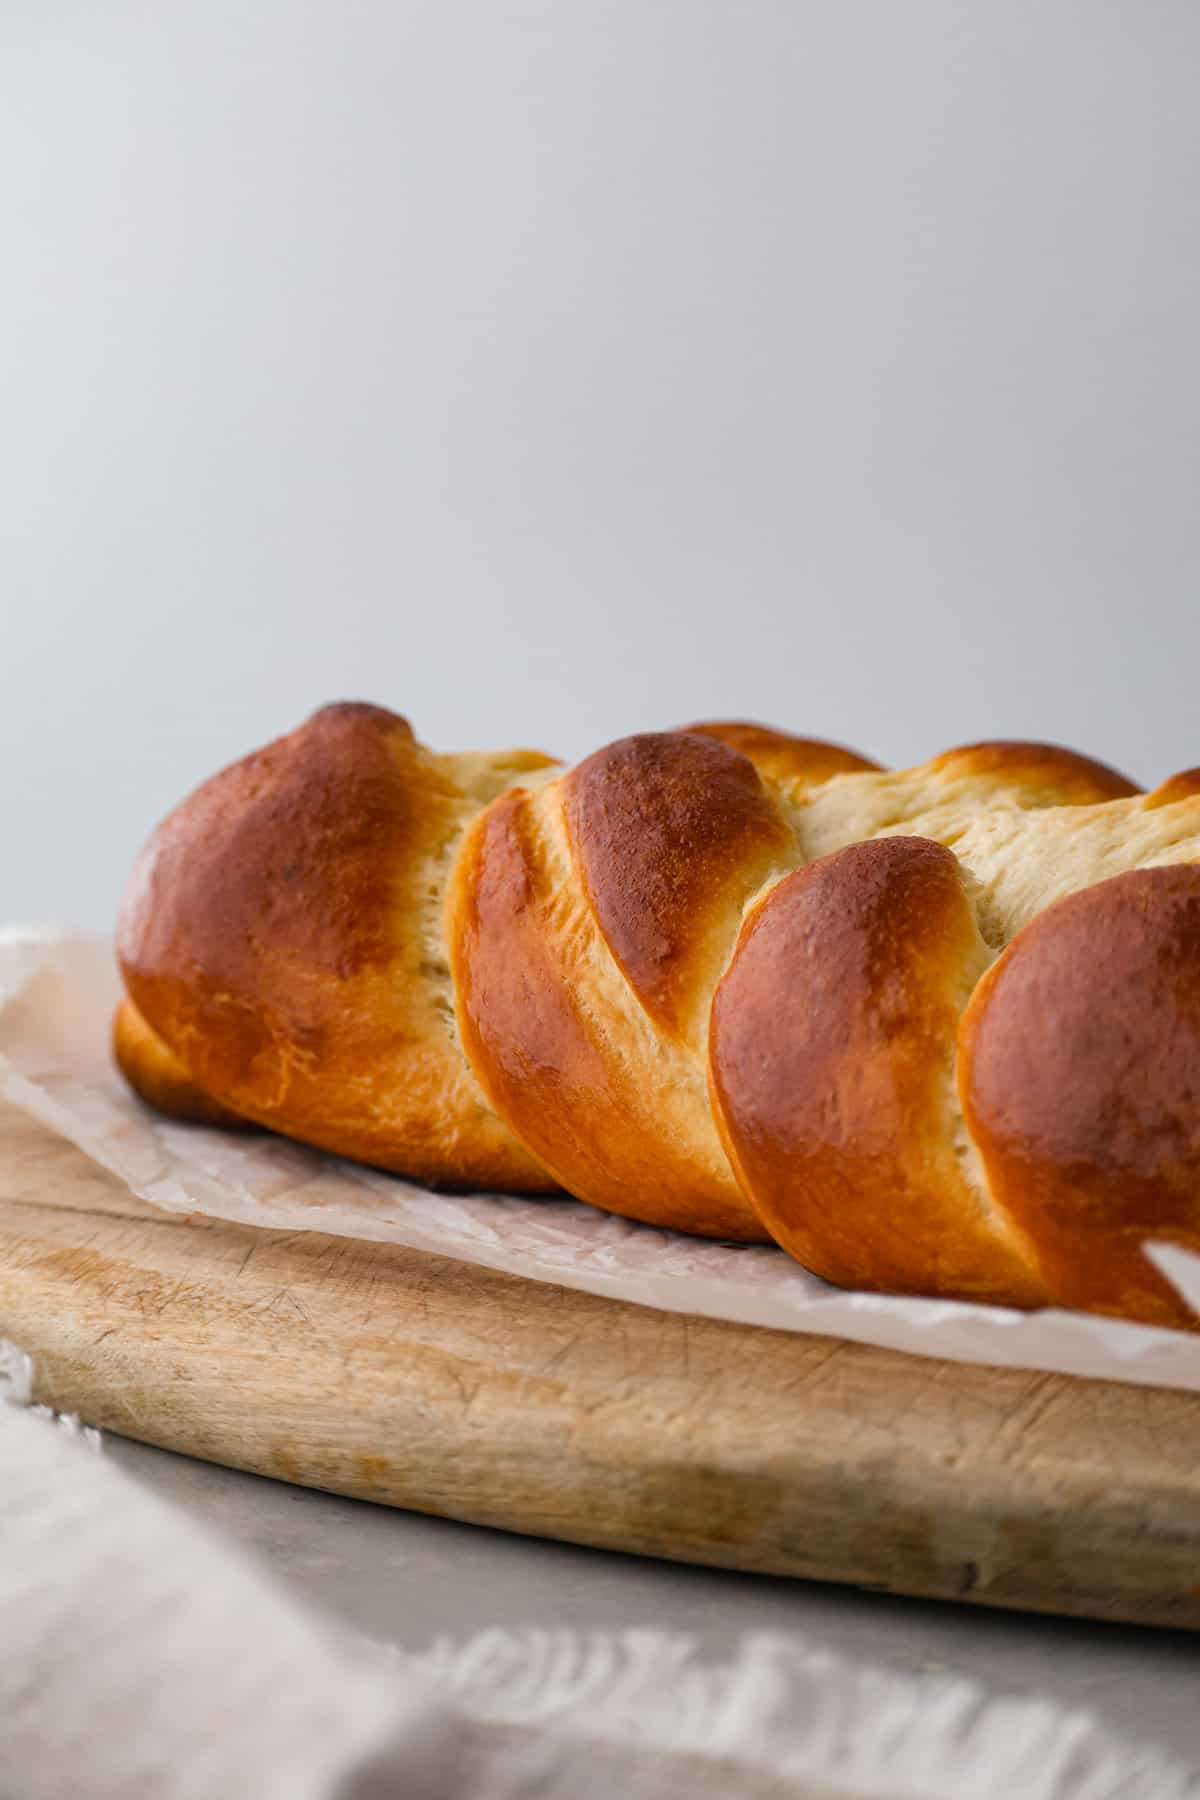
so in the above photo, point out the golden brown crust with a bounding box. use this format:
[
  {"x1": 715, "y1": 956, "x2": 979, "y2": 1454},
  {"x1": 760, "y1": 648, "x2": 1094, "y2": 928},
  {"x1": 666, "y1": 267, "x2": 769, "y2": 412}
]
[
  {"x1": 451, "y1": 784, "x2": 770, "y2": 1239},
  {"x1": 709, "y1": 838, "x2": 1046, "y2": 1305},
  {"x1": 111, "y1": 702, "x2": 1200, "y2": 1324},
  {"x1": 117, "y1": 702, "x2": 557, "y2": 1190},
  {"x1": 562, "y1": 733, "x2": 793, "y2": 1039},
  {"x1": 961, "y1": 867, "x2": 1200, "y2": 1328},
  {"x1": 113, "y1": 998, "x2": 252, "y2": 1130},
  {"x1": 1146, "y1": 768, "x2": 1200, "y2": 809},
  {"x1": 680, "y1": 721, "x2": 882, "y2": 786},
  {"x1": 924, "y1": 740, "x2": 1140, "y2": 804}
]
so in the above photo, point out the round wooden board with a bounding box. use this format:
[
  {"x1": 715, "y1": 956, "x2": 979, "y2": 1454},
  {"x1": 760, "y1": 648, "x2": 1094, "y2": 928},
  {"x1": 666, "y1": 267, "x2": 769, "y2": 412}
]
[{"x1": 2, "y1": 1104, "x2": 1199, "y2": 1629}]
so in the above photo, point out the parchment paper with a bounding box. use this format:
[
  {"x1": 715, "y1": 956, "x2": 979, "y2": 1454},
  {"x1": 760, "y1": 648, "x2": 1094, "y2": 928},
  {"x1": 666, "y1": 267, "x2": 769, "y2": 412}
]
[{"x1": 3, "y1": 928, "x2": 1199, "y2": 1392}]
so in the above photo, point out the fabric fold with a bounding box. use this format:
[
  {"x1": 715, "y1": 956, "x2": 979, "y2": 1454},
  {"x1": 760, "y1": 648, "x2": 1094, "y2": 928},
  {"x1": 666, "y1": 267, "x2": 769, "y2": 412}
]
[{"x1": 2, "y1": 1339, "x2": 1196, "y2": 1800}]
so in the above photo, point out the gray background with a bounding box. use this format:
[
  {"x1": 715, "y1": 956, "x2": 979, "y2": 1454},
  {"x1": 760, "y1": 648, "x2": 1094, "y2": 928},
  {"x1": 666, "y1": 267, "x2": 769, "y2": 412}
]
[{"x1": 4, "y1": 0, "x2": 1199, "y2": 929}]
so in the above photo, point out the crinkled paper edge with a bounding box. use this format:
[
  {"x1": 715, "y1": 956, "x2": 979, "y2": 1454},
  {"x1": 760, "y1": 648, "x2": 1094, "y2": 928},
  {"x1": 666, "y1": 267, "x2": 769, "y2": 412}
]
[{"x1": 3, "y1": 928, "x2": 1199, "y2": 1393}]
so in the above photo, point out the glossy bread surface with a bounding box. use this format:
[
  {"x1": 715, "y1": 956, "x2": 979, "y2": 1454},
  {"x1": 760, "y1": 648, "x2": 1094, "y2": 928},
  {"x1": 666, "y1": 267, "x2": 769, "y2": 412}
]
[
  {"x1": 962, "y1": 866, "x2": 1200, "y2": 1328},
  {"x1": 114, "y1": 703, "x2": 1200, "y2": 1326},
  {"x1": 710, "y1": 838, "x2": 1046, "y2": 1305},
  {"x1": 117, "y1": 702, "x2": 558, "y2": 1189}
]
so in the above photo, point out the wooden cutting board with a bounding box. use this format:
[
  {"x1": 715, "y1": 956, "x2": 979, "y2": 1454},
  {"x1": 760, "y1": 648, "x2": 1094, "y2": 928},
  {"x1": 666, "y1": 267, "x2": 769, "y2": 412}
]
[{"x1": 2, "y1": 1102, "x2": 1199, "y2": 1630}]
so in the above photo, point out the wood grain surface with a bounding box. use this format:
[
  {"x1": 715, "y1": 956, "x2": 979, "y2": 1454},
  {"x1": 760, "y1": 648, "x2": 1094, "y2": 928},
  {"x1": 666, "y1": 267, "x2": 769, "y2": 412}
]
[{"x1": 2, "y1": 1103, "x2": 1199, "y2": 1629}]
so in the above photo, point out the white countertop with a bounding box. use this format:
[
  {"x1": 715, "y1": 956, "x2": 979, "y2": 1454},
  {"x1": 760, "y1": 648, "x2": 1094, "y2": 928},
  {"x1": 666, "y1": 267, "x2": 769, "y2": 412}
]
[{"x1": 110, "y1": 1435, "x2": 1200, "y2": 1768}]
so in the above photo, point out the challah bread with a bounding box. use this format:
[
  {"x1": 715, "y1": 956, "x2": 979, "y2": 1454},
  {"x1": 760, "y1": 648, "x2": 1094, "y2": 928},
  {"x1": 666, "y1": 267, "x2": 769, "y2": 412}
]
[
  {"x1": 680, "y1": 720, "x2": 883, "y2": 785},
  {"x1": 114, "y1": 702, "x2": 1200, "y2": 1327},
  {"x1": 112, "y1": 994, "x2": 246, "y2": 1130},
  {"x1": 449, "y1": 729, "x2": 1139, "y2": 1246},
  {"x1": 116, "y1": 703, "x2": 561, "y2": 1190}
]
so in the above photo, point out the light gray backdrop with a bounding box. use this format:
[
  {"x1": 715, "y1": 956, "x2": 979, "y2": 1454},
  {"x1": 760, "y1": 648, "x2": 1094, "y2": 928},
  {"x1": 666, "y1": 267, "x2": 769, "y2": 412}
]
[{"x1": 4, "y1": 1, "x2": 1198, "y2": 929}]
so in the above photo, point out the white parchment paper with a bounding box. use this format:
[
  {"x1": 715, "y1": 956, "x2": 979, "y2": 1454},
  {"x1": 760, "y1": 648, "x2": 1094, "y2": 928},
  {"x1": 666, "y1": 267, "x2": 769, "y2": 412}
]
[{"x1": 3, "y1": 928, "x2": 1199, "y2": 1392}]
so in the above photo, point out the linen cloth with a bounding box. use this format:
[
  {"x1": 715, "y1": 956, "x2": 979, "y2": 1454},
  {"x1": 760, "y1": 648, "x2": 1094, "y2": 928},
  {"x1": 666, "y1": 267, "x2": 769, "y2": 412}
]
[{"x1": 1, "y1": 1344, "x2": 1194, "y2": 1800}]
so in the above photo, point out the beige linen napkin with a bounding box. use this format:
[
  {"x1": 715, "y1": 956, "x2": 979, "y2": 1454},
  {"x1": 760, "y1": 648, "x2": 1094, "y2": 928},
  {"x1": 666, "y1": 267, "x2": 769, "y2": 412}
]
[{"x1": 2, "y1": 1343, "x2": 1195, "y2": 1800}]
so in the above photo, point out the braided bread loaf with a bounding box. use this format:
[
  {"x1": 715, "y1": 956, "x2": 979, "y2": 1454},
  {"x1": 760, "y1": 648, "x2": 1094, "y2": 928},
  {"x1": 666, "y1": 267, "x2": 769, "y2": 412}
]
[{"x1": 114, "y1": 702, "x2": 1200, "y2": 1329}]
